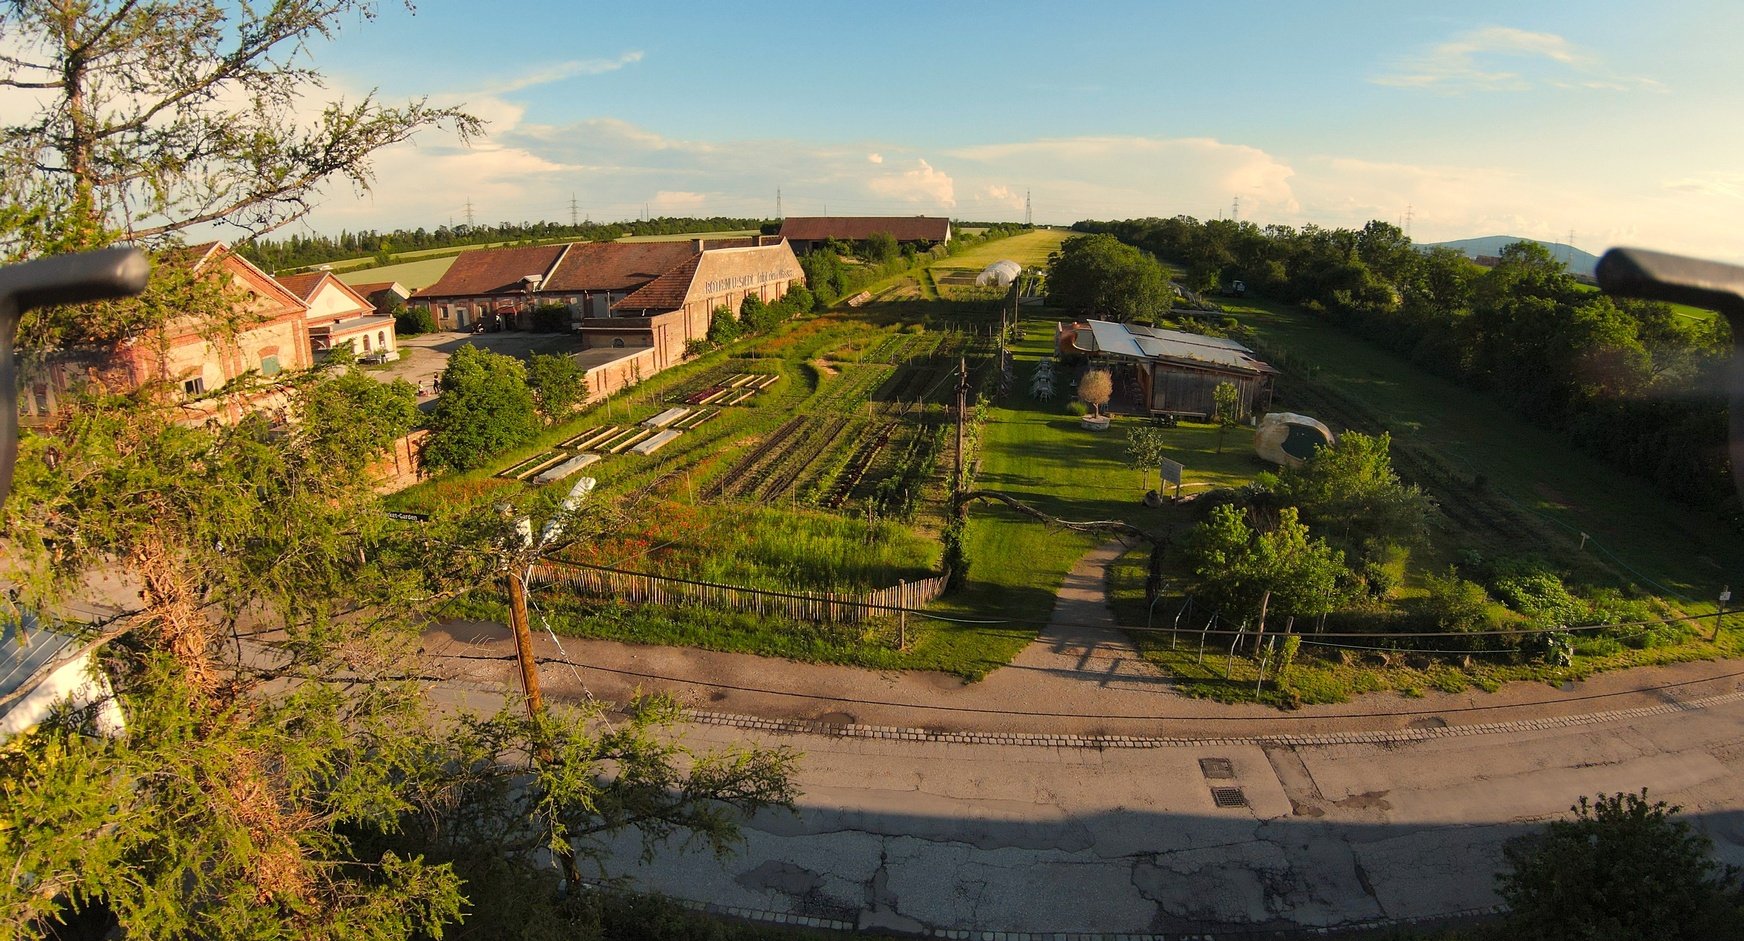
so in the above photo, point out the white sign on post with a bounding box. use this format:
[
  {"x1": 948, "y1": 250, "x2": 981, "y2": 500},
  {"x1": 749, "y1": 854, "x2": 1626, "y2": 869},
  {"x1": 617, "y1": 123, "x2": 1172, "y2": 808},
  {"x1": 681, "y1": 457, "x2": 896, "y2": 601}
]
[{"x1": 1160, "y1": 458, "x2": 1185, "y2": 486}]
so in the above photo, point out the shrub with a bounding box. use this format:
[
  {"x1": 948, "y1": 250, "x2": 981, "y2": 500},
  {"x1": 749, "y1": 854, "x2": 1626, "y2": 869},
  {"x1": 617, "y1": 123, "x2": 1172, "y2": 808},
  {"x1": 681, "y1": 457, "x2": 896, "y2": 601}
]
[
  {"x1": 529, "y1": 303, "x2": 570, "y2": 333},
  {"x1": 395, "y1": 306, "x2": 436, "y2": 336},
  {"x1": 1499, "y1": 790, "x2": 1744, "y2": 939}
]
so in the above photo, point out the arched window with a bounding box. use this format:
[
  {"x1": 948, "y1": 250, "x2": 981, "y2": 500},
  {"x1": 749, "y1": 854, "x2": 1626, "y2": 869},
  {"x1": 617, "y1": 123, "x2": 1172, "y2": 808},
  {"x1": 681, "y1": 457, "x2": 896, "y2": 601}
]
[
  {"x1": 378, "y1": 331, "x2": 386, "y2": 349},
  {"x1": 612, "y1": 337, "x2": 625, "y2": 348},
  {"x1": 363, "y1": 334, "x2": 372, "y2": 352}
]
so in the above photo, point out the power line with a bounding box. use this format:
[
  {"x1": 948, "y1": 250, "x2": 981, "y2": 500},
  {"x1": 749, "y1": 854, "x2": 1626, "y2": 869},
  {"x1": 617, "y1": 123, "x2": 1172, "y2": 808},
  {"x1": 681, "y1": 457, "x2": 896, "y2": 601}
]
[{"x1": 463, "y1": 198, "x2": 475, "y2": 228}]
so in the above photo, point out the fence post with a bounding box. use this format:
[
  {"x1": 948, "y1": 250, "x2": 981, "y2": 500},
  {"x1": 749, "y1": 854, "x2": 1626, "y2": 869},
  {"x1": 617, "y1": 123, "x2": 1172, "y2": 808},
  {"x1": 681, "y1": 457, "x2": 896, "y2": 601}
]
[{"x1": 898, "y1": 579, "x2": 908, "y2": 650}]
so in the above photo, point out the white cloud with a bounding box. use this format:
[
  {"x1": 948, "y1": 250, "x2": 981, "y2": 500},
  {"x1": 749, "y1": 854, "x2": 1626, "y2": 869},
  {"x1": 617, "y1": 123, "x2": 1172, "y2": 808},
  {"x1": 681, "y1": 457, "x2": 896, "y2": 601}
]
[
  {"x1": 295, "y1": 117, "x2": 1744, "y2": 264},
  {"x1": 867, "y1": 152, "x2": 883, "y2": 164},
  {"x1": 867, "y1": 158, "x2": 955, "y2": 207},
  {"x1": 1373, "y1": 27, "x2": 1659, "y2": 93},
  {"x1": 484, "y1": 51, "x2": 645, "y2": 94}
]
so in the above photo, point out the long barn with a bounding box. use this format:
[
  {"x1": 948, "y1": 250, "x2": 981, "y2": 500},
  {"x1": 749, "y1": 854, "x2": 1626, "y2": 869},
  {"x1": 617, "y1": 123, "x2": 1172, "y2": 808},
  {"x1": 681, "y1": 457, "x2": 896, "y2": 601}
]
[{"x1": 1058, "y1": 320, "x2": 1277, "y2": 419}]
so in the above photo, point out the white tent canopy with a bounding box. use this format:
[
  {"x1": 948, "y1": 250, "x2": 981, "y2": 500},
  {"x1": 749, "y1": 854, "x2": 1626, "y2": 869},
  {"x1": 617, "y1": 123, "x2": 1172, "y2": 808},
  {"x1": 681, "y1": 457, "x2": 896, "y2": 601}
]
[{"x1": 975, "y1": 260, "x2": 1022, "y2": 287}]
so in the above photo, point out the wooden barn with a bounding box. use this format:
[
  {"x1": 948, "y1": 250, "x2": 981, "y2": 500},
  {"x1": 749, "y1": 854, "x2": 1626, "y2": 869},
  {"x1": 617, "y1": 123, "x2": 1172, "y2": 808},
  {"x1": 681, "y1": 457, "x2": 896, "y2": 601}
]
[{"x1": 1057, "y1": 320, "x2": 1277, "y2": 419}]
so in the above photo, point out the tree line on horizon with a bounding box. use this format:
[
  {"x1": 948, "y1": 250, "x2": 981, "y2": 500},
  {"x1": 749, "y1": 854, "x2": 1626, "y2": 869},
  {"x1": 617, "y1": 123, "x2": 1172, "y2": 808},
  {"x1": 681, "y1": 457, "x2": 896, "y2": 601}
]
[
  {"x1": 237, "y1": 216, "x2": 772, "y2": 272},
  {"x1": 1073, "y1": 217, "x2": 1738, "y2": 515}
]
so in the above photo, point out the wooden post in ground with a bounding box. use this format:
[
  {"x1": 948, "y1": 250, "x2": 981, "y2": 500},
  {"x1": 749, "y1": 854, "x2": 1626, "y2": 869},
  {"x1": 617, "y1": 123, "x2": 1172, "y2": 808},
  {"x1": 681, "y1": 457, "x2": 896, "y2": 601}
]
[
  {"x1": 506, "y1": 569, "x2": 545, "y2": 721},
  {"x1": 955, "y1": 356, "x2": 968, "y2": 496},
  {"x1": 898, "y1": 580, "x2": 908, "y2": 650},
  {"x1": 1251, "y1": 589, "x2": 1270, "y2": 657}
]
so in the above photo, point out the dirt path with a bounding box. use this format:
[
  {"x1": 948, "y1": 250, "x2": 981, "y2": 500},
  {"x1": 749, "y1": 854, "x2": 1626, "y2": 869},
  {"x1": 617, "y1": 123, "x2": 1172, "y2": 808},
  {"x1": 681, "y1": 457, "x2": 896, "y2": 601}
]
[{"x1": 999, "y1": 540, "x2": 1172, "y2": 693}]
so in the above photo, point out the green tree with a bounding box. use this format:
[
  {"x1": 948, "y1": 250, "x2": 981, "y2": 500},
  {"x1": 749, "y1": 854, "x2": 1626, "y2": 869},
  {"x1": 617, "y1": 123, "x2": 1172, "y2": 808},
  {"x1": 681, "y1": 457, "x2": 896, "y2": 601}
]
[
  {"x1": 1046, "y1": 233, "x2": 1172, "y2": 321},
  {"x1": 1498, "y1": 790, "x2": 1744, "y2": 940},
  {"x1": 862, "y1": 231, "x2": 899, "y2": 264},
  {"x1": 395, "y1": 306, "x2": 436, "y2": 336},
  {"x1": 1125, "y1": 425, "x2": 1169, "y2": 494},
  {"x1": 302, "y1": 368, "x2": 420, "y2": 473},
  {"x1": 1272, "y1": 430, "x2": 1434, "y2": 553},
  {"x1": 707, "y1": 304, "x2": 742, "y2": 345},
  {"x1": 1213, "y1": 381, "x2": 1241, "y2": 452},
  {"x1": 1183, "y1": 505, "x2": 1347, "y2": 624},
  {"x1": 526, "y1": 351, "x2": 587, "y2": 423},
  {"x1": 528, "y1": 303, "x2": 570, "y2": 333},
  {"x1": 423, "y1": 346, "x2": 540, "y2": 470}
]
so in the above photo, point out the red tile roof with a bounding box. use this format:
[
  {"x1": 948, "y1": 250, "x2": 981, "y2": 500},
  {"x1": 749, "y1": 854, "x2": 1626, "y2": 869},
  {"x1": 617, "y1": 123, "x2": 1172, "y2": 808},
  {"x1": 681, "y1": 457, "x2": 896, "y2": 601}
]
[
  {"x1": 779, "y1": 216, "x2": 950, "y2": 242},
  {"x1": 413, "y1": 244, "x2": 568, "y2": 298},
  {"x1": 274, "y1": 271, "x2": 327, "y2": 300},
  {"x1": 347, "y1": 281, "x2": 406, "y2": 296},
  {"x1": 614, "y1": 255, "x2": 703, "y2": 312},
  {"x1": 544, "y1": 241, "x2": 699, "y2": 293}
]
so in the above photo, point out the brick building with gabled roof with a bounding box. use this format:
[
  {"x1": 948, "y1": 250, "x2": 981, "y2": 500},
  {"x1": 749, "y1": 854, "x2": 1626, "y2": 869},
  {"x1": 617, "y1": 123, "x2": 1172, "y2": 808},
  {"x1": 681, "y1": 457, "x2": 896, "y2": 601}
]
[
  {"x1": 408, "y1": 237, "x2": 805, "y2": 375},
  {"x1": 275, "y1": 270, "x2": 398, "y2": 362},
  {"x1": 778, "y1": 216, "x2": 951, "y2": 254},
  {"x1": 22, "y1": 242, "x2": 314, "y2": 425}
]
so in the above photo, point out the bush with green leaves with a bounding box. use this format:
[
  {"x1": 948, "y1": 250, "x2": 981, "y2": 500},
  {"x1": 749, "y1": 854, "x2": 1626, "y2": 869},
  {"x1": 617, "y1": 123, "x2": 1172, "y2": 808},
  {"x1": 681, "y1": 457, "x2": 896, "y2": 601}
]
[
  {"x1": 1182, "y1": 504, "x2": 1349, "y2": 624},
  {"x1": 422, "y1": 345, "x2": 540, "y2": 471},
  {"x1": 529, "y1": 302, "x2": 570, "y2": 333},
  {"x1": 1498, "y1": 790, "x2": 1744, "y2": 940},
  {"x1": 394, "y1": 305, "x2": 436, "y2": 336},
  {"x1": 1272, "y1": 430, "x2": 1435, "y2": 556},
  {"x1": 526, "y1": 352, "x2": 588, "y2": 423}
]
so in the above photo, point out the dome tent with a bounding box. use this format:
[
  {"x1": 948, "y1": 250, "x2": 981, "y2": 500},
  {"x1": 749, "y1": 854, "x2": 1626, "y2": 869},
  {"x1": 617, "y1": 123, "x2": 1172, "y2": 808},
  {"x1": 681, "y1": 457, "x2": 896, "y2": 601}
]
[
  {"x1": 1254, "y1": 412, "x2": 1335, "y2": 466},
  {"x1": 975, "y1": 260, "x2": 1022, "y2": 287}
]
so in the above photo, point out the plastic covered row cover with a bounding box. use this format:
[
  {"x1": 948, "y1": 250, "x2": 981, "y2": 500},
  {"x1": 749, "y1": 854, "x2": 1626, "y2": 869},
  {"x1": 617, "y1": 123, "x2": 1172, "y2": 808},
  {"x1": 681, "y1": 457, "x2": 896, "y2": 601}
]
[
  {"x1": 975, "y1": 259, "x2": 1023, "y2": 287},
  {"x1": 1254, "y1": 412, "x2": 1336, "y2": 466}
]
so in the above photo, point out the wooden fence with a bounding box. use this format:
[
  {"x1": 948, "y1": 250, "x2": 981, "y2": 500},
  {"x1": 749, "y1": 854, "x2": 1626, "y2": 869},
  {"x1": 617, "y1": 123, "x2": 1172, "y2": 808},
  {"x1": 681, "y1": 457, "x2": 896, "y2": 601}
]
[{"x1": 531, "y1": 563, "x2": 950, "y2": 625}]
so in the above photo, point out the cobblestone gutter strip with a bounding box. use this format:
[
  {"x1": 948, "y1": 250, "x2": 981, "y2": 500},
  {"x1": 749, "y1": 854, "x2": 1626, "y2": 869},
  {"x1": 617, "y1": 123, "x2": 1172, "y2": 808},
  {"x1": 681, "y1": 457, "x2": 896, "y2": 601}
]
[
  {"x1": 435, "y1": 676, "x2": 1744, "y2": 748},
  {"x1": 680, "y1": 688, "x2": 1744, "y2": 749}
]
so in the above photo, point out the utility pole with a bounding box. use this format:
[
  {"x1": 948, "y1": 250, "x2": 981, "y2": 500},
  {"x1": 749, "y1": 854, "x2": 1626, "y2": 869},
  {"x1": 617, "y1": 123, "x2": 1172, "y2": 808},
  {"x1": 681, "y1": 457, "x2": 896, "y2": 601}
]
[
  {"x1": 570, "y1": 193, "x2": 579, "y2": 227},
  {"x1": 955, "y1": 356, "x2": 968, "y2": 496},
  {"x1": 1404, "y1": 204, "x2": 1414, "y2": 239},
  {"x1": 1231, "y1": 196, "x2": 1240, "y2": 223},
  {"x1": 505, "y1": 566, "x2": 545, "y2": 720}
]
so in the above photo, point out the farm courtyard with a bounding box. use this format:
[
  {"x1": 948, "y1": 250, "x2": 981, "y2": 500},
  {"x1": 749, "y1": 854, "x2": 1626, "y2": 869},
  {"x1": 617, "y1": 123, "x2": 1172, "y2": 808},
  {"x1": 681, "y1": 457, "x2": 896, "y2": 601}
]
[{"x1": 396, "y1": 227, "x2": 1744, "y2": 703}]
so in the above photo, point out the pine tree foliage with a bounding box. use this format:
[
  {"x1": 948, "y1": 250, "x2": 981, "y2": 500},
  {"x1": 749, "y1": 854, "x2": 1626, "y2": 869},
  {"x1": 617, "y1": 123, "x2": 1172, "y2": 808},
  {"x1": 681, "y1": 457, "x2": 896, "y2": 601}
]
[{"x1": 0, "y1": 3, "x2": 801, "y2": 937}]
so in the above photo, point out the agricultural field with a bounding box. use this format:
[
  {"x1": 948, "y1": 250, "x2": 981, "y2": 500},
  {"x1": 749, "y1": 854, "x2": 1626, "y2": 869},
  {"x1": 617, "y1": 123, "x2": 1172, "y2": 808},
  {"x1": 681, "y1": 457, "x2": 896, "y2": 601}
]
[
  {"x1": 404, "y1": 222, "x2": 1743, "y2": 695},
  {"x1": 337, "y1": 255, "x2": 456, "y2": 291}
]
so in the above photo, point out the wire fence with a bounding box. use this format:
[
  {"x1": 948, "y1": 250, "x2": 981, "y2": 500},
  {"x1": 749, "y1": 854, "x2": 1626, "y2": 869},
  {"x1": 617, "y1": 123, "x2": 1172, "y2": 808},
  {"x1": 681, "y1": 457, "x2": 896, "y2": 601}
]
[{"x1": 532, "y1": 561, "x2": 950, "y2": 626}]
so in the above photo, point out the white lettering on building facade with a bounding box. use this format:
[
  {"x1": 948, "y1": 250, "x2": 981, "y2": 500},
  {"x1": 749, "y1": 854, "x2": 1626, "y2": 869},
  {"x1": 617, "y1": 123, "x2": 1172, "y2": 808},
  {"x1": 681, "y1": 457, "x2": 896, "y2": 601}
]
[{"x1": 702, "y1": 267, "x2": 796, "y2": 295}]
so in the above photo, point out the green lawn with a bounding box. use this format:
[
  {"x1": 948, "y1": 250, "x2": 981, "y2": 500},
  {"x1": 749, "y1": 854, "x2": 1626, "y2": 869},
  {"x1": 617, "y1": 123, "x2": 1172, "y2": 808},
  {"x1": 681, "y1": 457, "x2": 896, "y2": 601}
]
[
  {"x1": 937, "y1": 228, "x2": 1072, "y2": 270},
  {"x1": 338, "y1": 255, "x2": 457, "y2": 290},
  {"x1": 1228, "y1": 297, "x2": 1741, "y2": 610}
]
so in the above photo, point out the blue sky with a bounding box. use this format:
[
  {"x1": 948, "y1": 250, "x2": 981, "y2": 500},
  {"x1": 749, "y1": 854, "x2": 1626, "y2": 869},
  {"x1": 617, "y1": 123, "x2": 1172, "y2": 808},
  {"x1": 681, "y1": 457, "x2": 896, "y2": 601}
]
[{"x1": 297, "y1": 1, "x2": 1744, "y2": 260}]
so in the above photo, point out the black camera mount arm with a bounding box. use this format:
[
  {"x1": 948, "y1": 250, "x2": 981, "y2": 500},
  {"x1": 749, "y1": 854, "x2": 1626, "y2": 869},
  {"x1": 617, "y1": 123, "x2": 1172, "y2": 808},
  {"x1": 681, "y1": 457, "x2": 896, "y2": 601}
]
[
  {"x1": 0, "y1": 247, "x2": 151, "y2": 510},
  {"x1": 1597, "y1": 247, "x2": 1744, "y2": 502}
]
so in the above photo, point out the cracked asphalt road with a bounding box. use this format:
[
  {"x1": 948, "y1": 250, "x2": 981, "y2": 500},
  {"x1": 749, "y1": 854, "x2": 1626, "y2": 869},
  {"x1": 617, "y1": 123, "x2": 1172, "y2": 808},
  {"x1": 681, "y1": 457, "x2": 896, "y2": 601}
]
[
  {"x1": 575, "y1": 704, "x2": 1744, "y2": 935},
  {"x1": 420, "y1": 544, "x2": 1744, "y2": 934}
]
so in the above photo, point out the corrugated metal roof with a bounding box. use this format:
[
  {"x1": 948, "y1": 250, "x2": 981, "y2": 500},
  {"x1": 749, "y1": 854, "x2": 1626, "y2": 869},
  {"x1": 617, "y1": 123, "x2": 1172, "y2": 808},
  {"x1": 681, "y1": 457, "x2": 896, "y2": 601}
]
[
  {"x1": 1083, "y1": 320, "x2": 1276, "y2": 374},
  {"x1": 0, "y1": 612, "x2": 72, "y2": 712}
]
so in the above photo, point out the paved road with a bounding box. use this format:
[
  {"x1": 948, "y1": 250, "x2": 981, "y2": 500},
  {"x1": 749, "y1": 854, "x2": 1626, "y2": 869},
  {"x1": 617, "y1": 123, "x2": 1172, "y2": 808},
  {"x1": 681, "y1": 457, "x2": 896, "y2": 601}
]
[{"x1": 422, "y1": 544, "x2": 1744, "y2": 935}]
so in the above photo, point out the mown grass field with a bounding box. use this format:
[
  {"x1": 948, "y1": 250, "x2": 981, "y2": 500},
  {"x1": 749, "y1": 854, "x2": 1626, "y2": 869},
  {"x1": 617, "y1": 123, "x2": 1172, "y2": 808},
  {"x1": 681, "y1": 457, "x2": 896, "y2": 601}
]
[
  {"x1": 338, "y1": 255, "x2": 457, "y2": 290},
  {"x1": 1229, "y1": 296, "x2": 1741, "y2": 608},
  {"x1": 934, "y1": 228, "x2": 1072, "y2": 270}
]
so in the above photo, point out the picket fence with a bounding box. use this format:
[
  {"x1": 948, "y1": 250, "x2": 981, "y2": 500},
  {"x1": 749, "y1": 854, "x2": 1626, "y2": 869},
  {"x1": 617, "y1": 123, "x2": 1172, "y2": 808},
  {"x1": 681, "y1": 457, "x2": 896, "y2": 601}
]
[{"x1": 532, "y1": 563, "x2": 950, "y2": 625}]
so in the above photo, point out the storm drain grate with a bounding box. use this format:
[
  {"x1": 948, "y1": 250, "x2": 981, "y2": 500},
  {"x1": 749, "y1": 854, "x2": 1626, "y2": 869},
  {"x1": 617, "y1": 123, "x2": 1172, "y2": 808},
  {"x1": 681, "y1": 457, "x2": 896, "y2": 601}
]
[
  {"x1": 1198, "y1": 757, "x2": 1236, "y2": 780},
  {"x1": 1210, "y1": 786, "x2": 1249, "y2": 808}
]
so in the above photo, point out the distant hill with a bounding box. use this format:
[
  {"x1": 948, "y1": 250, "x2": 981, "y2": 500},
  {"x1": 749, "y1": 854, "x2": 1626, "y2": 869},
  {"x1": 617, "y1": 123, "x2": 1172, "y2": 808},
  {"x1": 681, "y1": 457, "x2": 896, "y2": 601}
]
[{"x1": 1421, "y1": 236, "x2": 1600, "y2": 278}]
